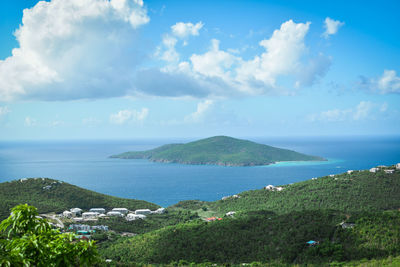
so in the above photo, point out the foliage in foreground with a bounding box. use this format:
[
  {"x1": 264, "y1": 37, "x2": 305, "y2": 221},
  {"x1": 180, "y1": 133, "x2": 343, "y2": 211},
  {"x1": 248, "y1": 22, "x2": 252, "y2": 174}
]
[{"x1": 0, "y1": 204, "x2": 98, "y2": 266}]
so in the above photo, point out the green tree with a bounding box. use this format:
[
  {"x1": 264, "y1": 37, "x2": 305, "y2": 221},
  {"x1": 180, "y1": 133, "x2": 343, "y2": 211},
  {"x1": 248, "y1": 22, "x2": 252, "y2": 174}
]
[{"x1": 0, "y1": 204, "x2": 98, "y2": 266}]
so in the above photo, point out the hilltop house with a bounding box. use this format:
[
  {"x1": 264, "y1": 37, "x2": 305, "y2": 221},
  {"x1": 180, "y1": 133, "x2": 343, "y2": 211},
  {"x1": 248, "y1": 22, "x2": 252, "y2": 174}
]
[
  {"x1": 135, "y1": 209, "x2": 152, "y2": 215},
  {"x1": 396, "y1": 163, "x2": 400, "y2": 170},
  {"x1": 226, "y1": 211, "x2": 236, "y2": 217},
  {"x1": 112, "y1": 208, "x2": 128, "y2": 215},
  {"x1": 347, "y1": 170, "x2": 353, "y2": 174},
  {"x1": 306, "y1": 240, "x2": 319, "y2": 247},
  {"x1": 369, "y1": 167, "x2": 379, "y2": 173},
  {"x1": 154, "y1": 208, "x2": 166, "y2": 214},
  {"x1": 126, "y1": 213, "x2": 146, "y2": 221},
  {"x1": 265, "y1": 185, "x2": 284, "y2": 191},
  {"x1": 70, "y1": 208, "x2": 82, "y2": 216},
  {"x1": 63, "y1": 210, "x2": 73, "y2": 218},
  {"x1": 82, "y1": 212, "x2": 99, "y2": 220},
  {"x1": 89, "y1": 208, "x2": 106, "y2": 214},
  {"x1": 384, "y1": 169, "x2": 395, "y2": 174},
  {"x1": 107, "y1": 211, "x2": 124, "y2": 217}
]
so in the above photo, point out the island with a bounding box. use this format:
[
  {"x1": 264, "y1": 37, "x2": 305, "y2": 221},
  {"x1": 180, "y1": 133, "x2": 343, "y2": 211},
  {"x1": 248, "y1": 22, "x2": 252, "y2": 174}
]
[{"x1": 110, "y1": 136, "x2": 325, "y2": 166}]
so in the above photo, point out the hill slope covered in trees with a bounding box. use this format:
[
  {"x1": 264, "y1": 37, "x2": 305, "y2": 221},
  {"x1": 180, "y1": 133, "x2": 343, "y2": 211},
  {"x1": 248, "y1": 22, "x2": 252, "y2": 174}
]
[
  {"x1": 0, "y1": 178, "x2": 159, "y2": 219},
  {"x1": 100, "y1": 167, "x2": 400, "y2": 265},
  {"x1": 110, "y1": 136, "x2": 325, "y2": 166}
]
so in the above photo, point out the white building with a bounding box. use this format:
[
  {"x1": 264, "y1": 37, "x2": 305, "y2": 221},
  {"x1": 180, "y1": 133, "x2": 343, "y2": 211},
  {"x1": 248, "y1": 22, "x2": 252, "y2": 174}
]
[
  {"x1": 384, "y1": 169, "x2": 395, "y2": 174},
  {"x1": 82, "y1": 212, "x2": 99, "y2": 220},
  {"x1": 396, "y1": 163, "x2": 400, "y2": 170},
  {"x1": 369, "y1": 167, "x2": 379, "y2": 173},
  {"x1": 226, "y1": 211, "x2": 236, "y2": 217},
  {"x1": 73, "y1": 217, "x2": 83, "y2": 222},
  {"x1": 107, "y1": 211, "x2": 124, "y2": 217},
  {"x1": 329, "y1": 174, "x2": 335, "y2": 177},
  {"x1": 126, "y1": 213, "x2": 146, "y2": 221},
  {"x1": 63, "y1": 210, "x2": 73, "y2": 218},
  {"x1": 265, "y1": 185, "x2": 275, "y2": 190},
  {"x1": 347, "y1": 170, "x2": 353, "y2": 174},
  {"x1": 135, "y1": 209, "x2": 152, "y2": 215},
  {"x1": 154, "y1": 208, "x2": 166, "y2": 214},
  {"x1": 112, "y1": 208, "x2": 128, "y2": 215},
  {"x1": 89, "y1": 208, "x2": 106, "y2": 214},
  {"x1": 275, "y1": 186, "x2": 283, "y2": 191},
  {"x1": 70, "y1": 208, "x2": 82, "y2": 216}
]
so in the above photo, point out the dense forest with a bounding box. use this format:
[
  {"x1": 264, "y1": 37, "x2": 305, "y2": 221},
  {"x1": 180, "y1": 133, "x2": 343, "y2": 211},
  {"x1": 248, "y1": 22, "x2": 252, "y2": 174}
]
[{"x1": 110, "y1": 136, "x2": 324, "y2": 166}]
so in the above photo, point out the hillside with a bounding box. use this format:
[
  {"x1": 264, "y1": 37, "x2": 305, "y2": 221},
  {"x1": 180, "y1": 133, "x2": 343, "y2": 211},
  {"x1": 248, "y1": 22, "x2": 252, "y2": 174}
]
[
  {"x1": 100, "y1": 167, "x2": 400, "y2": 265},
  {"x1": 172, "y1": 169, "x2": 400, "y2": 216},
  {"x1": 99, "y1": 209, "x2": 400, "y2": 264},
  {"x1": 0, "y1": 178, "x2": 159, "y2": 219},
  {"x1": 110, "y1": 136, "x2": 325, "y2": 166}
]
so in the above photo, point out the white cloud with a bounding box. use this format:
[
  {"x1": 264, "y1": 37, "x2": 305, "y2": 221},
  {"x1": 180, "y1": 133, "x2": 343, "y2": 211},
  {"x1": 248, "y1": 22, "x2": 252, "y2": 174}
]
[
  {"x1": 24, "y1": 116, "x2": 37, "y2": 126},
  {"x1": 0, "y1": 106, "x2": 10, "y2": 117},
  {"x1": 322, "y1": 17, "x2": 344, "y2": 38},
  {"x1": 148, "y1": 20, "x2": 329, "y2": 97},
  {"x1": 184, "y1": 100, "x2": 214, "y2": 122},
  {"x1": 359, "y1": 69, "x2": 400, "y2": 94},
  {"x1": 308, "y1": 101, "x2": 384, "y2": 122},
  {"x1": 377, "y1": 70, "x2": 400, "y2": 93},
  {"x1": 156, "y1": 21, "x2": 203, "y2": 62},
  {"x1": 0, "y1": 0, "x2": 149, "y2": 101},
  {"x1": 171, "y1": 22, "x2": 204, "y2": 39},
  {"x1": 110, "y1": 108, "x2": 149, "y2": 124}
]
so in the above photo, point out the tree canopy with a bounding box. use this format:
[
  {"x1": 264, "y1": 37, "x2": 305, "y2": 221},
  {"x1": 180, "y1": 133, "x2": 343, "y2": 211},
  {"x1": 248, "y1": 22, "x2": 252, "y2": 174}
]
[{"x1": 0, "y1": 204, "x2": 98, "y2": 266}]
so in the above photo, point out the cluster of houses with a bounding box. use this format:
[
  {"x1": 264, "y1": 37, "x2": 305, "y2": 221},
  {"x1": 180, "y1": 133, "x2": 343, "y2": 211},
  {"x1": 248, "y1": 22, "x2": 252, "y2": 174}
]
[
  {"x1": 264, "y1": 185, "x2": 284, "y2": 191},
  {"x1": 369, "y1": 163, "x2": 399, "y2": 174},
  {"x1": 61, "y1": 207, "x2": 166, "y2": 222}
]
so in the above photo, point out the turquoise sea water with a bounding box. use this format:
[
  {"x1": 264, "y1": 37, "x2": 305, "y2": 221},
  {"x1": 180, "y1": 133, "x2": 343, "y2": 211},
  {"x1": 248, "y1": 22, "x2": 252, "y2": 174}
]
[{"x1": 0, "y1": 136, "x2": 399, "y2": 207}]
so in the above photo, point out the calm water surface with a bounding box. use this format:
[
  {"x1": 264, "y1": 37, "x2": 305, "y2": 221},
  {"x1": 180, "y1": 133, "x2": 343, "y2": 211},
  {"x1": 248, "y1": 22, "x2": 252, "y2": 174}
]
[{"x1": 0, "y1": 136, "x2": 399, "y2": 207}]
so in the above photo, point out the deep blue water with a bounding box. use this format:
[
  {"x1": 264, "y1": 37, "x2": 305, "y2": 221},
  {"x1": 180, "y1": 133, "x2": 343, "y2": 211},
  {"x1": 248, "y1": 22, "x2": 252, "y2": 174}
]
[{"x1": 0, "y1": 136, "x2": 399, "y2": 207}]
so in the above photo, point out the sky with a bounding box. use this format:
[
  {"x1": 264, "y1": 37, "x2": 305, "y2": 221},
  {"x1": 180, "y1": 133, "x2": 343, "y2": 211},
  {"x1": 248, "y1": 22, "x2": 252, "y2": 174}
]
[{"x1": 0, "y1": 0, "x2": 399, "y2": 140}]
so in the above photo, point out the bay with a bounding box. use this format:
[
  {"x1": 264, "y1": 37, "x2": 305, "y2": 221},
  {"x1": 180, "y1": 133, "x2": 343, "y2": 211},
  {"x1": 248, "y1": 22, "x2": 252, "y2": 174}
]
[{"x1": 0, "y1": 136, "x2": 399, "y2": 207}]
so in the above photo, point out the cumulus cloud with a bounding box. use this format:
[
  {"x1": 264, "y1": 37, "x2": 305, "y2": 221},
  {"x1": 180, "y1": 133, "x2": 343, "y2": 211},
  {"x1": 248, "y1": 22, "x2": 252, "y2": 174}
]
[
  {"x1": 24, "y1": 116, "x2": 37, "y2": 126},
  {"x1": 308, "y1": 101, "x2": 386, "y2": 122},
  {"x1": 0, "y1": 1, "x2": 331, "y2": 102},
  {"x1": 149, "y1": 20, "x2": 329, "y2": 97},
  {"x1": 359, "y1": 69, "x2": 400, "y2": 94},
  {"x1": 322, "y1": 17, "x2": 344, "y2": 38},
  {"x1": 184, "y1": 100, "x2": 214, "y2": 122},
  {"x1": 110, "y1": 108, "x2": 149, "y2": 124},
  {"x1": 0, "y1": 106, "x2": 10, "y2": 117},
  {"x1": 171, "y1": 22, "x2": 204, "y2": 39},
  {"x1": 0, "y1": 0, "x2": 149, "y2": 101},
  {"x1": 156, "y1": 21, "x2": 203, "y2": 62}
]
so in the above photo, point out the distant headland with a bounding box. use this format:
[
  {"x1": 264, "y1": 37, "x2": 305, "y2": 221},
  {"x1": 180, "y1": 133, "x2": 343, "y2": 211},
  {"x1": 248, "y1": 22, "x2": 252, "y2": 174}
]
[{"x1": 110, "y1": 136, "x2": 326, "y2": 166}]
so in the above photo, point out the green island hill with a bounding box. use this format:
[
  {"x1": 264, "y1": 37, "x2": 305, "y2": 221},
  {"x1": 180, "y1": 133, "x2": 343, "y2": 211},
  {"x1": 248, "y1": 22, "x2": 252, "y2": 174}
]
[{"x1": 110, "y1": 136, "x2": 325, "y2": 166}]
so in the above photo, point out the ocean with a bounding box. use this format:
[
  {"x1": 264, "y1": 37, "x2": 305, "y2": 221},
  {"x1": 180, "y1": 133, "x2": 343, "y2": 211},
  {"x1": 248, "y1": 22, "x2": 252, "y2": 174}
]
[{"x1": 0, "y1": 136, "x2": 399, "y2": 207}]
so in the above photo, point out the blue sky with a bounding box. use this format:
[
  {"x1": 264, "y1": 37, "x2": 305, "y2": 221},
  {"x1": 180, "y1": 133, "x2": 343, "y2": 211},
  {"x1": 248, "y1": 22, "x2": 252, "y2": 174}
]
[{"x1": 0, "y1": 0, "x2": 399, "y2": 140}]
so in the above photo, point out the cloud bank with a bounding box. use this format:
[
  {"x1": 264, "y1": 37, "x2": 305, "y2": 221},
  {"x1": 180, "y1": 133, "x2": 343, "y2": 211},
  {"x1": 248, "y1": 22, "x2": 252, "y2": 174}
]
[{"x1": 0, "y1": 0, "x2": 330, "y2": 101}]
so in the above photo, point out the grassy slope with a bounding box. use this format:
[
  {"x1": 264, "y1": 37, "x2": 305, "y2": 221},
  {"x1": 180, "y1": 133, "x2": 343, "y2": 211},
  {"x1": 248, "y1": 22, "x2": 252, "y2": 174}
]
[
  {"x1": 110, "y1": 136, "x2": 324, "y2": 166},
  {"x1": 100, "y1": 169, "x2": 400, "y2": 264},
  {"x1": 0, "y1": 178, "x2": 159, "y2": 219}
]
